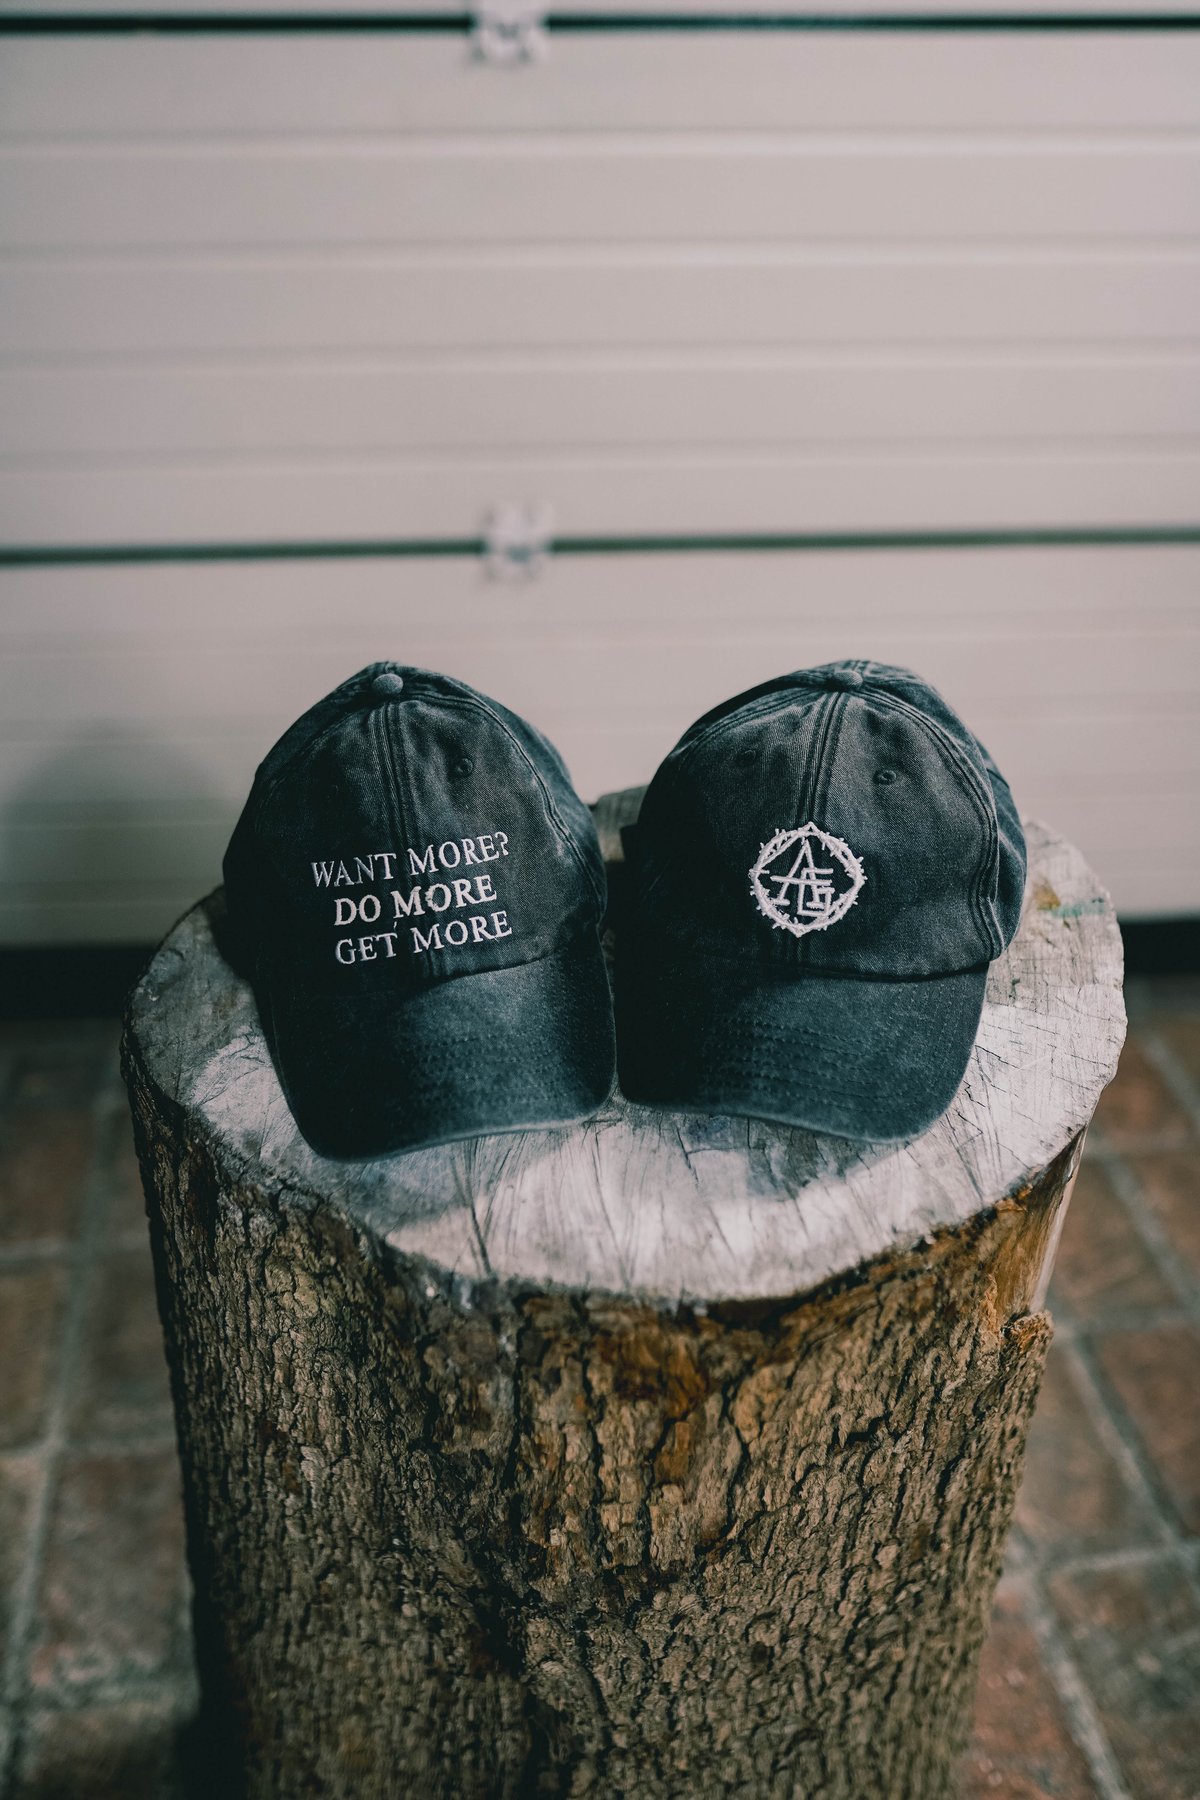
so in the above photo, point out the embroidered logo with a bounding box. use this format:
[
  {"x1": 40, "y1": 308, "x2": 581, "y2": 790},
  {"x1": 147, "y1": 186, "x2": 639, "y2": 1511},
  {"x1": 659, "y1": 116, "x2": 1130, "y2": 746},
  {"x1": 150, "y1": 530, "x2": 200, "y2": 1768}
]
[{"x1": 749, "y1": 823, "x2": 865, "y2": 937}]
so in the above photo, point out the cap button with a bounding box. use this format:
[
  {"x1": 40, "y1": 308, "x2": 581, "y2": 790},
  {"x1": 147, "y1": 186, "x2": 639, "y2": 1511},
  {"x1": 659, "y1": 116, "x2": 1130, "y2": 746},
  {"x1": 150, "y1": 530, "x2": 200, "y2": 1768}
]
[
  {"x1": 827, "y1": 668, "x2": 864, "y2": 691},
  {"x1": 371, "y1": 672, "x2": 405, "y2": 697}
]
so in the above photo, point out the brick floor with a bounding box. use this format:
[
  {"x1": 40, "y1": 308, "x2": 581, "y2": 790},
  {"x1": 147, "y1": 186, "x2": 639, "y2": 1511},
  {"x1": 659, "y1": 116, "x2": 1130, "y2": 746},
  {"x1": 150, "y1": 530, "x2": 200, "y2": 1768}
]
[{"x1": 0, "y1": 989, "x2": 1197, "y2": 1798}]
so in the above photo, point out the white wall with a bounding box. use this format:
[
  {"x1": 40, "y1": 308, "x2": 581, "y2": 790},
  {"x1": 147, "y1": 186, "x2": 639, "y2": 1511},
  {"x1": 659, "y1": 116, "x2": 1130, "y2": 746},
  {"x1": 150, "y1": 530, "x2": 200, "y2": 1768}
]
[
  {"x1": 3, "y1": 30, "x2": 1199, "y2": 544},
  {"x1": 1, "y1": 19, "x2": 1197, "y2": 940},
  {"x1": 1, "y1": 546, "x2": 1196, "y2": 940}
]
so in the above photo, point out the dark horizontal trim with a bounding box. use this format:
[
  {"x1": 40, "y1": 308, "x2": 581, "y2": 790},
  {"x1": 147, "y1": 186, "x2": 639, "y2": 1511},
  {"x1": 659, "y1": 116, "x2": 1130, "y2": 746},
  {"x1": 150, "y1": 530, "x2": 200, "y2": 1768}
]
[
  {"x1": 1, "y1": 537, "x2": 479, "y2": 565},
  {"x1": 2, "y1": 10, "x2": 1199, "y2": 33},
  {"x1": 3, "y1": 524, "x2": 1200, "y2": 567},
  {"x1": 0, "y1": 9, "x2": 462, "y2": 26},
  {"x1": 1120, "y1": 917, "x2": 1200, "y2": 976},
  {"x1": 0, "y1": 943, "x2": 152, "y2": 1018},
  {"x1": 2, "y1": 917, "x2": 1196, "y2": 1016},
  {"x1": 560, "y1": 7, "x2": 1200, "y2": 20}
]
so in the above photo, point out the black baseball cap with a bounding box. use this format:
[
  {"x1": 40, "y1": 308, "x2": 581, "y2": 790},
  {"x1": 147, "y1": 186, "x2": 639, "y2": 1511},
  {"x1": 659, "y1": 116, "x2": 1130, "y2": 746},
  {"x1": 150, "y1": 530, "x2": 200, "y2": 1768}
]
[
  {"x1": 618, "y1": 661, "x2": 1025, "y2": 1142},
  {"x1": 223, "y1": 664, "x2": 615, "y2": 1158}
]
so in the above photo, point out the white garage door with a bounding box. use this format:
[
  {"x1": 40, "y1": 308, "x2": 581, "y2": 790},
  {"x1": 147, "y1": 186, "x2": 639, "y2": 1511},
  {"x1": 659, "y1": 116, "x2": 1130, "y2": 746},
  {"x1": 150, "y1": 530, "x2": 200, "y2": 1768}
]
[{"x1": 1, "y1": 8, "x2": 1197, "y2": 939}]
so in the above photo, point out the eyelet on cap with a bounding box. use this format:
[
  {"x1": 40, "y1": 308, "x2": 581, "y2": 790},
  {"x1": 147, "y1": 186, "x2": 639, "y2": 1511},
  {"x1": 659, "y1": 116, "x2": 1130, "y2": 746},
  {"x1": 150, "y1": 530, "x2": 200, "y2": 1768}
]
[
  {"x1": 370, "y1": 672, "x2": 405, "y2": 696},
  {"x1": 826, "y1": 669, "x2": 864, "y2": 691}
]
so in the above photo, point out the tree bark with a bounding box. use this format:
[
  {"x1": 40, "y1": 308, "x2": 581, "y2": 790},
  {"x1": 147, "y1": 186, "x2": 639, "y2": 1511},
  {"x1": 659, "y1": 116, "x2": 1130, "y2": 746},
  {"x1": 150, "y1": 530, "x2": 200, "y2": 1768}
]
[{"x1": 122, "y1": 805, "x2": 1124, "y2": 1800}]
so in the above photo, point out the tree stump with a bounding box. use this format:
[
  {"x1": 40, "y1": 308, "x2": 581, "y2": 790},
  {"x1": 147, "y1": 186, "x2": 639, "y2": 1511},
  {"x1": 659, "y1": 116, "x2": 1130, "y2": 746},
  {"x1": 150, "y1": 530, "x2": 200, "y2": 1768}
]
[{"x1": 122, "y1": 796, "x2": 1124, "y2": 1800}]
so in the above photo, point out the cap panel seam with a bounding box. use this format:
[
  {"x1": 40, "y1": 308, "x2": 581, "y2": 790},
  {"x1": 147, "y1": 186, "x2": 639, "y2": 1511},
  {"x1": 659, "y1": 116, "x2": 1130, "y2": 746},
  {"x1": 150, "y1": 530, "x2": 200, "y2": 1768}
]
[
  {"x1": 670, "y1": 688, "x2": 809, "y2": 770},
  {"x1": 813, "y1": 693, "x2": 848, "y2": 823},
  {"x1": 244, "y1": 685, "x2": 601, "y2": 926},
  {"x1": 376, "y1": 698, "x2": 413, "y2": 874},
  {"x1": 666, "y1": 672, "x2": 816, "y2": 755},
  {"x1": 240, "y1": 705, "x2": 381, "y2": 911},
  {"x1": 862, "y1": 688, "x2": 1001, "y2": 959},
  {"x1": 240, "y1": 666, "x2": 483, "y2": 827},
  {"x1": 882, "y1": 690, "x2": 998, "y2": 956},
  {"x1": 858, "y1": 688, "x2": 995, "y2": 820},
  {"x1": 799, "y1": 692, "x2": 840, "y2": 827},
  {"x1": 431, "y1": 692, "x2": 606, "y2": 917},
  {"x1": 244, "y1": 667, "x2": 389, "y2": 820},
  {"x1": 793, "y1": 692, "x2": 842, "y2": 969},
  {"x1": 244, "y1": 684, "x2": 376, "y2": 827},
  {"x1": 636, "y1": 690, "x2": 820, "y2": 919}
]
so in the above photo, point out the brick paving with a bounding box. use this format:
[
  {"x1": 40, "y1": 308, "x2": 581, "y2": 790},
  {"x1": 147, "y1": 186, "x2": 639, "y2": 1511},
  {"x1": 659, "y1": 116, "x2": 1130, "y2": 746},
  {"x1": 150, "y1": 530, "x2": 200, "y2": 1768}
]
[{"x1": 0, "y1": 986, "x2": 1197, "y2": 1798}]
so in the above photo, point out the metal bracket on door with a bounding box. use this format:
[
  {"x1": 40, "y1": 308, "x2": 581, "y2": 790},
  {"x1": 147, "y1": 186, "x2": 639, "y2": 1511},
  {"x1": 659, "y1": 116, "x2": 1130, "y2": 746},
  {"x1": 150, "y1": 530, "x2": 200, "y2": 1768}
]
[
  {"x1": 482, "y1": 502, "x2": 555, "y2": 579},
  {"x1": 470, "y1": 3, "x2": 549, "y2": 65}
]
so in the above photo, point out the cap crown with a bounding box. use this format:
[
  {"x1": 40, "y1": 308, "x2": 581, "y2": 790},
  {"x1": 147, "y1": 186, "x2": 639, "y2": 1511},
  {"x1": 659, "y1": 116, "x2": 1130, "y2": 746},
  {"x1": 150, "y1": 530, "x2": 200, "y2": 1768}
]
[
  {"x1": 224, "y1": 664, "x2": 605, "y2": 993},
  {"x1": 630, "y1": 661, "x2": 1025, "y2": 980}
]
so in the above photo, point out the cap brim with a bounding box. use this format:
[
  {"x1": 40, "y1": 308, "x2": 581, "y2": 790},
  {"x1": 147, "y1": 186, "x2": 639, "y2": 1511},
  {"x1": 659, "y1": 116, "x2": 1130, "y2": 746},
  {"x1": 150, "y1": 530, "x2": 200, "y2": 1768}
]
[
  {"x1": 260, "y1": 938, "x2": 615, "y2": 1160},
  {"x1": 617, "y1": 945, "x2": 985, "y2": 1143}
]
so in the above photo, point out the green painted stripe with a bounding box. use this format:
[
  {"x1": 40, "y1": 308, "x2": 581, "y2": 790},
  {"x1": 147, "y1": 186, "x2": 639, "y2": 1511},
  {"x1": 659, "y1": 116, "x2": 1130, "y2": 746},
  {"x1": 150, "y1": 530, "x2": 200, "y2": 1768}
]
[
  {"x1": 0, "y1": 9, "x2": 465, "y2": 27},
  {"x1": 3, "y1": 525, "x2": 1199, "y2": 566},
  {"x1": 563, "y1": 7, "x2": 1197, "y2": 23},
  {"x1": 1, "y1": 10, "x2": 1198, "y2": 32}
]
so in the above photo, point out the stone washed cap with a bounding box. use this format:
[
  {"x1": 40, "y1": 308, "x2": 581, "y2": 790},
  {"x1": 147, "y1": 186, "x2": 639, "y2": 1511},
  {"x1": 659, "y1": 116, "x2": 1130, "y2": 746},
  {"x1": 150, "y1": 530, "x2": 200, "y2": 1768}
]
[
  {"x1": 618, "y1": 661, "x2": 1026, "y2": 1142},
  {"x1": 223, "y1": 664, "x2": 615, "y2": 1158}
]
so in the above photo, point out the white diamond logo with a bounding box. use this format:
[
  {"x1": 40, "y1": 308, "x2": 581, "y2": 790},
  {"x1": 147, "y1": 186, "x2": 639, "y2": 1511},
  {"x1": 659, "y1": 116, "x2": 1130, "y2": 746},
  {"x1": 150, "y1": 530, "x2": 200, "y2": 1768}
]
[{"x1": 749, "y1": 823, "x2": 866, "y2": 938}]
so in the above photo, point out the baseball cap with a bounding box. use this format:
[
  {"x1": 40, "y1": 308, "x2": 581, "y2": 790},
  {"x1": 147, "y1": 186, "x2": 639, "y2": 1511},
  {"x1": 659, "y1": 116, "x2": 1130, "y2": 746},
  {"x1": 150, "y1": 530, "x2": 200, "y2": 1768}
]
[
  {"x1": 617, "y1": 661, "x2": 1025, "y2": 1142},
  {"x1": 222, "y1": 663, "x2": 615, "y2": 1158}
]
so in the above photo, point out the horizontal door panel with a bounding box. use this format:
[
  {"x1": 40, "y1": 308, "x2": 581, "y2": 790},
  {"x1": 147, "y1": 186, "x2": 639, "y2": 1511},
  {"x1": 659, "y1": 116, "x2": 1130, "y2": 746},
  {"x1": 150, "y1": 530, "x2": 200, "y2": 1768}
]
[
  {"x1": 0, "y1": 545, "x2": 1194, "y2": 933},
  {"x1": 4, "y1": 253, "x2": 1199, "y2": 360},
  {"x1": 4, "y1": 547, "x2": 1193, "y2": 691},
  {"x1": 0, "y1": 890, "x2": 212, "y2": 947},
  {"x1": 4, "y1": 449, "x2": 1198, "y2": 544},
  {"x1": 2, "y1": 630, "x2": 1195, "y2": 726},
  {"x1": 6, "y1": 144, "x2": 1197, "y2": 251},
  {"x1": 5, "y1": 36, "x2": 1199, "y2": 137},
  {"x1": 2, "y1": 820, "x2": 228, "y2": 890},
  {"x1": 7, "y1": 356, "x2": 1198, "y2": 458},
  {"x1": 5, "y1": 544, "x2": 1199, "y2": 637}
]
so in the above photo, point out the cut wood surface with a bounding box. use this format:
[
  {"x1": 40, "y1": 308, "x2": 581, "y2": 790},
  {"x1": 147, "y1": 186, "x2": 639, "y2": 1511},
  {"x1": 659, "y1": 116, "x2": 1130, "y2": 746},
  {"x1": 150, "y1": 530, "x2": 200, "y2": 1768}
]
[
  {"x1": 122, "y1": 798, "x2": 1124, "y2": 1798},
  {"x1": 130, "y1": 803, "x2": 1124, "y2": 1309}
]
